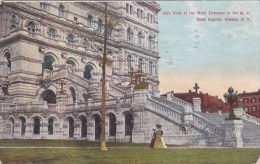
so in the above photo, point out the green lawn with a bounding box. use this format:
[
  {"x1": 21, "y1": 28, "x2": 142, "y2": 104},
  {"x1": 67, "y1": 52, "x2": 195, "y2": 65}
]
[{"x1": 0, "y1": 140, "x2": 259, "y2": 164}]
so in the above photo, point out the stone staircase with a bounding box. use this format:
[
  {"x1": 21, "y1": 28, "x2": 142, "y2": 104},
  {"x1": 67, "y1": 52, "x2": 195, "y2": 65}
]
[
  {"x1": 146, "y1": 96, "x2": 224, "y2": 138},
  {"x1": 146, "y1": 96, "x2": 260, "y2": 147}
]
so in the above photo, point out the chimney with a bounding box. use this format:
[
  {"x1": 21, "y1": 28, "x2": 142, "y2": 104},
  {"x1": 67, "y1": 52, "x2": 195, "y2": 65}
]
[{"x1": 189, "y1": 90, "x2": 191, "y2": 93}]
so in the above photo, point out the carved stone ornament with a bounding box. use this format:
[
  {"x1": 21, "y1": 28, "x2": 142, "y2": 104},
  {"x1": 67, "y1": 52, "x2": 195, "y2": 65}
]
[
  {"x1": 61, "y1": 52, "x2": 67, "y2": 59},
  {"x1": 81, "y1": 57, "x2": 86, "y2": 63}
]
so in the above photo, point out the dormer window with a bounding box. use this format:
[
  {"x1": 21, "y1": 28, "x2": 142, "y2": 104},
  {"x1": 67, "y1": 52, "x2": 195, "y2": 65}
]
[{"x1": 59, "y1": 5, "x2": 65, "y2": 17}]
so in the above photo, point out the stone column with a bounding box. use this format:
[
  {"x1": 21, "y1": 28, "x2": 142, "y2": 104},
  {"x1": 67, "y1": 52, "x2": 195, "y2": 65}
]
[
  {"x1": 74, "y1": 122, "x2": 80, "y2": 139},
  {"x1": 87, "y1": 122, "x2": 94, "y2": 141},
  {"x1": 193, "y1": 97, "x2": 201, "y2": 112},
  {"x1": 222, "y1": 120, "x2": 243, "y2": 148},
  {"x1": 133, "y1": 89, "x2": 148, "y2": 104},
  {"x1": 131, "y1": 107, "x2": 145, "y2": 143},
  {"x1": 115, "y1": 120, "x2": 124, "y2": 142},
  {"x1": 56, "y1": 94, "x2": 67, "y2": 112},
  {"x1": 41, "y1": 122, "x2": 49, "y2": 139}
]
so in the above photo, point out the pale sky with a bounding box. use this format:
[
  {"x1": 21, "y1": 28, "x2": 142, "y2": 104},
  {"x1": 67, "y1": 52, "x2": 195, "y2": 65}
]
[{"x1": 158, "y1": 1, "x2": 260, "y2": 99}]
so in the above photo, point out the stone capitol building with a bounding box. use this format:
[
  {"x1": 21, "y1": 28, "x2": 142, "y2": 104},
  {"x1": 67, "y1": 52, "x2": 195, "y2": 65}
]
[{"x1": 0, "y1": 2, "x2": 259, "y2": 147}]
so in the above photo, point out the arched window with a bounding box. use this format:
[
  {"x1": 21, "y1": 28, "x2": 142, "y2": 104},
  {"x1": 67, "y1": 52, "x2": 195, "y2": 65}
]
[
  {"x1": 59, "y1": 4, "x2": 65, "y2": 17},
  {"x1": 48, "y1": 28, "x2": 56, "y2": 39},
  {"x1": 97, "y1": 19, "x2": 103, "y2": 33},
  {"x1": 127, "y1": 55, "x2": 132, "y2": 70},
  {"x1": 69, "y1": 87, "x2": 76, "y2": 103},
  {"x1": 125, "y1": 113, "x2": 133, "y2": 136},
  {"x1": 138, "y1": 58, "x2": 143, "y2": 71},
  {"x1": 27, "y1": 21, "x2": 36, "y2": 33},
  {"x1": 66, "y1": 60, "x2": 76, "y2": 68},
  {"x1": 20, "y1": 117, "x2": 26, "y2": 135},
  {"x1": 108, "y1": 113, "x2": 116, "y2": 136},
  {"x1": 4, "y1": 52, "x2": 11, "y2": 72},
  {"x1": 42, "y1": 55, "x2": 55, "y2": 72},
  {"x1": 148, "y1": 36, "x2": 152, "y2": 50},
  {"x1": 84, "y1": 65, "x2": 94, "y2": 80},
  {"x1": 87, "y1": 15, "x2": 92, "y2": 27},
  {"x1": 48, "y1": 118, "x2": 54, "y2": 135},
  {"x1": 107, "y1": 24, "x2": 113, "y2": 39},
  {"x1": 138, "y1": 32, "x2": 142, "y2": 46},
  {"x1": 149, "y1": 61, "x2": 154, "y2": 75},
  {"x1": 127, "y1": 28, "x2": 131, "y2": 43},
  {"x1": 67, "y1": 34, "x2": 74, "y2": 44},
  {"x1": 41, "y1": 90, "x2": 56, "y2": 104},
  {"x1": 33, "y1": 117, "x2": 41, "y2": 135}
]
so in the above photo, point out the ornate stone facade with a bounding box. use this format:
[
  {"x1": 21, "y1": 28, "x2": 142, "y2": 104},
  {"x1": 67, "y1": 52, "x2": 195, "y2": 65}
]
[{"x1": 0, "y1": 2, "x2": 259, "y2": 147}]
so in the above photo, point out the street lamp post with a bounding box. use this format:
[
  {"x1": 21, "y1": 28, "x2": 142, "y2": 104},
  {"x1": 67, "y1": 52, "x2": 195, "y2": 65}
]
[{"x1": 224, "y1": 87, "x2": 240, "y2": 120}]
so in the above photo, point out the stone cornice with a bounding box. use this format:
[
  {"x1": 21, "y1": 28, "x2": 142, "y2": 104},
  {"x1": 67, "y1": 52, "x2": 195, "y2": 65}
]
[{"x1": 11, "y1": 55, "x2": 42, "y2": 63}]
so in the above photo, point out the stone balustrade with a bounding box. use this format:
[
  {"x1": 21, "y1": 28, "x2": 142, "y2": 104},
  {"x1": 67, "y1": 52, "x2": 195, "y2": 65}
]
[
  {"x1": 243, "y1": 112, "x2": 260, "y2": 126},
  {"x1": 171, "y1": 96, "x2": 193, "y2": 110},
  {"x1": 146, "y1": 97, "x2": 182, "y2": 124},
  {"x1": 110, "y1": 85, "x2": 126, "y2": 97},
  {"x1": 192, "y1": 112, "x2": 224, "y2": 137}
]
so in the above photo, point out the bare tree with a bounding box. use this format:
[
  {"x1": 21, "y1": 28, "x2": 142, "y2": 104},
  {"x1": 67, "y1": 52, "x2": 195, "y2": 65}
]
[{"x1": 79, "y1": 2, "x2": 121, "y2": 151}]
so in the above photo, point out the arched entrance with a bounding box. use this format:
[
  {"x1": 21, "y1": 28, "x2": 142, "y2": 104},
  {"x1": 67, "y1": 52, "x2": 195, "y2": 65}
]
[
  {"x1": 9, "y1": 117, "x2": 15, "y2": 135},
  {"x1": 79, "y1": 115, "x2": 87, "y2": 137},
  {"x1": 19, "y1": 117, "x2": 26, "y2": 135},
  {"x1": 33, "y1": 117, "x2": 41, "y2": 135},
  {"x1": 108, "y1": 113, "x2": 116, "y2": 136},
  {"x1": 125, "y1": 113, "x2": 133, "y2": 136},
  {"x1": 41, "y1": 90, "x2": 56, "y2": 104},
  {"x1": 67, "y1": 117, "x2": 74, "y2": 138},
  {"x1": 48, "y1": 118, "x2": 54, "y2": 135},
  {"x1": 93, "y1": 114, "x2": 101, "y2": 141}
]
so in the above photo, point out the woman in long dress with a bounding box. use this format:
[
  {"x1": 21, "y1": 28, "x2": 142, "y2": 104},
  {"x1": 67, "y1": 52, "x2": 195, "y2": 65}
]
[{"x1": 149, "y1": 128, "x2": 156, "y2": 148}]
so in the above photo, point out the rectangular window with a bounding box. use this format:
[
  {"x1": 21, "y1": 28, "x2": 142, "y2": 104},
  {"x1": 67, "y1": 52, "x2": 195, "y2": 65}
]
[
  {"x1": 243, "y1": 99, "x2": 248, "y2": 103},
  {"x1": 252, "y1": 106, "x2": 256, "y2": 112},
  {"x1": 244, "y1": 107, "x2": 248, "y2": 112},
  {"x1": 151, "y1": 15, "x2": 153, "y2": 23},
  {"x1": 251, "y1": 98, "x2": 256, "y2": 103},
  {"x1": 130, "y1": 5, "x2": 133, "y2": 15},
  {"x1": 140, "y1": 10, "x2": 143, "y2": 19},
  {"x1": 126, "y1": 3, "x2": 129, "y2": 13},
  {"x1": 147, "y1": 14, "x2": 150, "y2": 22},
  {"x1": 40, "y1": 2, "x2": 46, "y2": 10},
  {"x1": 137, "y1": 9, "x2": 140, "y2": 18}
]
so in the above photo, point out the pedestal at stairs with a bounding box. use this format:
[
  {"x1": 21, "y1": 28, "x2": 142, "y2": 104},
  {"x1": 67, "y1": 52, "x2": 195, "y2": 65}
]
[{"x1": 222, "y1": 120, "x2": 243, "y2": 148}]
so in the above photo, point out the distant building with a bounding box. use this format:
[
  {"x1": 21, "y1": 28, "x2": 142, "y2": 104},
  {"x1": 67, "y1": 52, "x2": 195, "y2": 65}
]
[
  {"x1": 239, "y1": 89, "x2": 260, "y2": 119},
  {"x1": 162, "y1": 90, "x2": 229, "y2": 113}
]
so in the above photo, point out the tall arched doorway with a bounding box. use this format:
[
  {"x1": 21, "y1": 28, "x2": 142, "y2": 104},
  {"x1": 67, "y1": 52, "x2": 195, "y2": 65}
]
[
  {"x1": 19, "y1": 117, "x2": 26, "y2": 135},
  {"x1": 125, "y1": 113, "x2": 133, "y2": 136},
  {"x1": 108, "y1": 113, "x2": 116, "y2": 137},
  {"x1": 9, "y1": 117, "x2": 15, "y2": 135},
  {"x1": 67, "y1": 117, "x2": 74, "y2": 138},
  {"x1": 41, "y1": 90, "x2": 56, "y2": 104},
  {"x1": 93, "y1": 114, "x2": 101, "y2": 141},
  {"x1": 79, "y1": 115, "x2": 87, "y2": 137},
  {"x1": 48, "y1": 118, "x2": 54, "y2": 135},
  {"x1": 33, "y1": 117, "x2": 41, "y2": 135}
]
